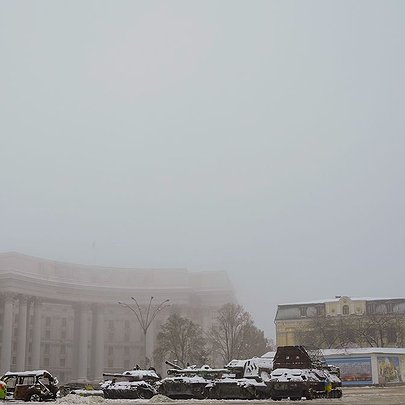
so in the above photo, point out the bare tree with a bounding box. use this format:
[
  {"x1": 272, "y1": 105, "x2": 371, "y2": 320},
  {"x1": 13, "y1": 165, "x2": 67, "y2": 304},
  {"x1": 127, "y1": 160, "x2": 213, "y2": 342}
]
[
  {"x1": 296, "y1": 316, "x2": 343, "y2": 349},
  {"x1": 207, "y1": 303, "x2": 272, "y2": 364},
  {"x1": 297, "y1": 313, "x2": 405, "y2": 349},
  {"x1": 154, "y1": 313, "x2": 208, "y2": 368}
]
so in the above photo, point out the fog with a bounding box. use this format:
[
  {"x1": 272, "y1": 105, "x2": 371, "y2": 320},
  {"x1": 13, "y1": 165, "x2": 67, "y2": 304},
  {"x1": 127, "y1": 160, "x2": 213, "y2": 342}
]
[{"x1": 1, "y1": 1, "x2": 404, "y2": 338}]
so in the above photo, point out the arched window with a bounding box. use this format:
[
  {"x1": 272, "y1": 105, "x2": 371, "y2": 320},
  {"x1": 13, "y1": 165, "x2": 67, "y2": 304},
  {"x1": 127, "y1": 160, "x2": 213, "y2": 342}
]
[{"x1": 343, "y1": 305, "x2": 350, "y2": 315}]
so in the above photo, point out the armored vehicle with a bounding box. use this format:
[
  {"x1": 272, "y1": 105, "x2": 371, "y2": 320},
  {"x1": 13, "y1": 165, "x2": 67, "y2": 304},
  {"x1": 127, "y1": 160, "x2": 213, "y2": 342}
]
[
  {"x1": 268, "y1": 346, "x2": 342, "y2": 400},
  {"x1": 0, "y1": 370, "x2": 59, "y2": 401},
  {"x1": 158, "y1": 362, "x2": 227, "y2": 399},
  {"x1": 101, "y1": 368, "x2": 160, "y2": 399},
  {"x1": 207, "y1": 358, "x2": 272, "y2": 399}
]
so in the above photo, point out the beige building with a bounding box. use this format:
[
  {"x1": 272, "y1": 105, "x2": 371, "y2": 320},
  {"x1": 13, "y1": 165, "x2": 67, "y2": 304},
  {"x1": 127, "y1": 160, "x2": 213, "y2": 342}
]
[
  {"x1": 275, "y1": 296, "x2": 405, "y2": 348},
  {"x1": 0, "y1": 252, "x2": 236, "y2": 383}
]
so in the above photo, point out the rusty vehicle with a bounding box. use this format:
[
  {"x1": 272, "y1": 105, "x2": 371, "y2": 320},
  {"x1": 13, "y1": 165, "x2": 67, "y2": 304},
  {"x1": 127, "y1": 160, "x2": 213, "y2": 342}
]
[
  {"x1": 158, "y1": 362, "x2": 227, "y2": 399},
  {"x1": 268, "y1": 346, "x2": 342, "y2": 400},
  {"x1": 0, "y1": 370, "x2": 59, "y2": 401},
  {"x1": 101, "y1": 368, "x2": 160, "y2": 399}
]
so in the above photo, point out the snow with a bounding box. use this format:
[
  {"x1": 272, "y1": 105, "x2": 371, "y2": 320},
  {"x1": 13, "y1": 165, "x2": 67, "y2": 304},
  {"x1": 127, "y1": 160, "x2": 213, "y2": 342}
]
[
  {"x1": 57, "y1": 394, "x2": 105, "y2": 404},
  {"x1": 161, "y1": 376, "x2": 208, "y2": 384},
  {"x1": 3, "y1": 369, "x2": 51, "y2": 377},
  {"x1": 261, "y1": 351, "x2": 275, "y2": 359},
  {"x1": 100, "y1": 381, "x2": 152, "y2": 390},
  {"x1": 270, "y1": 368, "x2": 324, "y2": 382},
  {"x1": 214, "y1": 378, "x2": 267, "y2": 388},
  {"x1": 148, "y1": 394, "x2": 174, "y2": 403},
  {"x1": 69, "y1": 390, "x2": 104, "y2": 396},
  {"x1": 322, "y1": 347, "x2": 405, "y2": 356},
  {"x1": 122, "y1": 370, "x2": 160, "y2": 380}
]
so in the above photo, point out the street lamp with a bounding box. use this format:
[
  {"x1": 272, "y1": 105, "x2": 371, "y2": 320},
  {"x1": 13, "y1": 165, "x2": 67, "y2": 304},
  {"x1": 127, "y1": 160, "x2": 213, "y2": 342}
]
[{"x1": 118, "y1": 296, "x2": 170, "y2": 368}]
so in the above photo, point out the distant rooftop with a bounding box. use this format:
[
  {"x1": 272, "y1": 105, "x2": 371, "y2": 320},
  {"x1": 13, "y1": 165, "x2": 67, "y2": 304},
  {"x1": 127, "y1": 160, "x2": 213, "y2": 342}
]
[
  {"x1": 279, "y1": 296, "x2": 405, "y2": 307},
  {"x1": 0, "y1": 252, "x2": 235, "y2": 293}
]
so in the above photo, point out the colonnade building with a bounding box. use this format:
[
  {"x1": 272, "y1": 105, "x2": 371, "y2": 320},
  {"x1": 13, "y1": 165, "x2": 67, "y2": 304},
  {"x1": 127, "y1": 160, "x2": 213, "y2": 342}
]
[{"x1": 0, "y1": 252, "x2": 236, "y2": 383}]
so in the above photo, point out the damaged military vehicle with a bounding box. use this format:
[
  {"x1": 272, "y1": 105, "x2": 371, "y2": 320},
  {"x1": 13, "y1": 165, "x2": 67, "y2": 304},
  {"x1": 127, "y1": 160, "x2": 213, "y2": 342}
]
[
  {"x1": 101, "y1": 368, "x2": 160, "y2": 399},
  {"x1": 268, "y1": 345, "x2": 342, "y2": 400},
  {"x1": 158, "y1": 362, "x2": 227, "y2": 399}
]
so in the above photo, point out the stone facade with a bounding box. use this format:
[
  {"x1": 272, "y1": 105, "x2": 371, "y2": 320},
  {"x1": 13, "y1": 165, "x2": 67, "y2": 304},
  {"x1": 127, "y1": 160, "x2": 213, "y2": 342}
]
[
  {"x1": 275, "y1": 296, "x2": 405, "y2": 347},
  {"x1": 0, "y1": 252, "x2": 236, "y2": 383}
]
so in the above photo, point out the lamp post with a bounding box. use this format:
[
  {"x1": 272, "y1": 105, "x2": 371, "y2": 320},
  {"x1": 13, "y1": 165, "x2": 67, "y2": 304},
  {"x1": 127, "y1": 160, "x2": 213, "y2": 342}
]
[{"x1": 118, "y1": 296, "x2": 170, "y2": 368}]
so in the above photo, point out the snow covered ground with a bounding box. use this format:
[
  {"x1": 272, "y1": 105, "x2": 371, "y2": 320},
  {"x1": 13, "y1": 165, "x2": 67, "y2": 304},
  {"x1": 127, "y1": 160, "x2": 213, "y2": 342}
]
[{"x1": 49, "y1": 386, "x2": 405, "y2": 405}]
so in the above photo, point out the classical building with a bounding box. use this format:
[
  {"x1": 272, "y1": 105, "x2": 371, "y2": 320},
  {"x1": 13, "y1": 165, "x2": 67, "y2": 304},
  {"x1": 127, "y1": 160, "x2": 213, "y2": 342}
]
[
  {"x1": 0, "y1": 252, "x2": 236, "y2": 383},
  {"x1": 275, "y1": 296, "x2": 405, "y2": 348}
]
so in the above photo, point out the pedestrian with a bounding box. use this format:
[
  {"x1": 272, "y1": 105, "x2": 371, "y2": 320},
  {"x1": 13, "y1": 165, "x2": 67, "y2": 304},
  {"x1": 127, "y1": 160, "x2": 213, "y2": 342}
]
[{"x1": 324, "y1": 376, "x2": 332, "y2": 398}]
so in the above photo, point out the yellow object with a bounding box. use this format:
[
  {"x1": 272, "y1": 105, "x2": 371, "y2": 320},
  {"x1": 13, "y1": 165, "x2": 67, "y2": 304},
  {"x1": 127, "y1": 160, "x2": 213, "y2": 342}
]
[{"x1": 0, "y1": 381, "x2": 7, "y2": 400}]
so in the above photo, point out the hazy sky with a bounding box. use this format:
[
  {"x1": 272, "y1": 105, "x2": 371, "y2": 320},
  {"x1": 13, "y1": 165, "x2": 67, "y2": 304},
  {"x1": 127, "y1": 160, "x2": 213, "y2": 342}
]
[{"x1": 1, "y1": 1, "x2": 404, "y2": 338}]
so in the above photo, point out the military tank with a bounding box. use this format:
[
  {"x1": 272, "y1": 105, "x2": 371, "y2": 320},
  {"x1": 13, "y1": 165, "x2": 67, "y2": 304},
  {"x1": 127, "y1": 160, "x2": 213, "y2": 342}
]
[
  {"x1": 206, "y1": 358, "x2": 272, "y2": 399},
  {"x1": 158, "y1": 361, "x2": 227, "y2": 399},
  {"x1": 268, "y1": 346, "x2": 342, "y2": 401},
  {"x1": 101, "y1": 368, "x2": 160, "y2": 399}
]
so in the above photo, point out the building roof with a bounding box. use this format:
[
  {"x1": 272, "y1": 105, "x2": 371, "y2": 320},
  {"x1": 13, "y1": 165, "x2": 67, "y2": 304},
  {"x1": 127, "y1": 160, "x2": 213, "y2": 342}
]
[
  {"x1": 279, "y1": 296, "x2": 405, "y2": 307},
  {"x1": 0, "y1": 252, "x2": 236, "y2": 304},
  {"x1": 321, "y1": 348, "x2": 405, "y2": 357}
]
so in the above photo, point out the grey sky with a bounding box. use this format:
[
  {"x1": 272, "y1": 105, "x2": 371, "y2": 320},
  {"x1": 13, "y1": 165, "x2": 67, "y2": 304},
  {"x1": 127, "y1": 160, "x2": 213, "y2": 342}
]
[{"x1": 1, "y1": 1, "x2": 404, "y2": 338}]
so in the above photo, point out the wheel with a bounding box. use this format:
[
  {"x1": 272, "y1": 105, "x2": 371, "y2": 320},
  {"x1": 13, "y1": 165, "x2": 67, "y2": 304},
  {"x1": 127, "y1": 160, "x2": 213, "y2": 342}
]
[
  {"x1": 138, "y1": 389, "x2": 154, "y2": 399},
  {"x1": 28, "y1": 393, "x2": 42, "y2": 402}
]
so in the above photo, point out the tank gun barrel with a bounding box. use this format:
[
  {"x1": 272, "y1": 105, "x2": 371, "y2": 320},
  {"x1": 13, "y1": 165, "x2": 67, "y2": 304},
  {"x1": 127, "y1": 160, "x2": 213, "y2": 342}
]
[{"x1": 165, "y1": 360, "x2": 182, "y2": 370}]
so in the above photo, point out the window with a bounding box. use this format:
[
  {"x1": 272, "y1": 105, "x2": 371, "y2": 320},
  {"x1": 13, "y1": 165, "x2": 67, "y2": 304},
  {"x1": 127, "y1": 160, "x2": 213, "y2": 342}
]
[
  {"x1": 343, "y1": 305, "x2": 350, "y2": 315},
  {"x1": 62, "y1": 318, "x2": 67, "y2": 327},
  {"x1": 60, "y1": 358, "x2": 65, "y2": 367},
  {"x1": 368, "y1": 303, "x2": 376, "y2": 314},
  {"x1": 44, "y1": 343, "x2": 50, "y2": 354},
  {"x1": 300, "y1": 307, "x2": 307, "y2": 317},
  {"x1": 61, "y1": 330, "x2": 66, "y2": 339},
  {"x1": 45, "y1": 330, "x2": 50, "y2": 339},
  {"x1": 60, "y1": 345, "x2": 66, "y2": 355},
  {"x1": 316, "y1": 306, "x2": 324, "y2": 316}
]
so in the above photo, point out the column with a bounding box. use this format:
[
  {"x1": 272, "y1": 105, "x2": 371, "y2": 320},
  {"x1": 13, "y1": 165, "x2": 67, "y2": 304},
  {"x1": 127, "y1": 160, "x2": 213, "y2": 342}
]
[
  {"x1": 92, "y1": 304, "x2": 105, "y2": 381},
  {"x1": 76, "y1": 303, "x2": 90, "y2": 382},
  {"x1": 16, "y1": 295, "x2": 28, "y2": 370},
  {"x1": 0, "y1": 293, "x2": 14, "y2": 374},
  {"x1": 31, "y1": 298, "x2": 42, "y2": 369},
  {"x1": 72, "y1": 305, "x2": 80, "y2": 380}
]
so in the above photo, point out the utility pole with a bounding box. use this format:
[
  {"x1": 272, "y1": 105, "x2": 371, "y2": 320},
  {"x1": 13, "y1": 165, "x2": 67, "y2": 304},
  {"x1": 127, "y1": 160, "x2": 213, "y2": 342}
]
[{"x1": 118, "y1": 296, "x2": 170, "y2": 368}]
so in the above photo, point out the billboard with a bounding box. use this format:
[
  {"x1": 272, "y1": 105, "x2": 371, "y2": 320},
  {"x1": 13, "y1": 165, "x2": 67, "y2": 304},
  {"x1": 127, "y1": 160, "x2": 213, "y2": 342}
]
[
  {"x1": 327, "y1": 357, "x2": 372, "y2": 386},
  {"x1": 377, "y1": 356, "x2": 402, "y2": 384}
]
